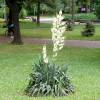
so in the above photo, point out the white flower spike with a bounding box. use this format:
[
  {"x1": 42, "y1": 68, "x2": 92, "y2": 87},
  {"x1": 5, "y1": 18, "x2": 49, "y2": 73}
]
[
  {"x1": 42, "y1": 45, "x2": 48, "y2": 64},
  {"x1": 51, "y1": 10, "x2": 66, "y2": 58}
]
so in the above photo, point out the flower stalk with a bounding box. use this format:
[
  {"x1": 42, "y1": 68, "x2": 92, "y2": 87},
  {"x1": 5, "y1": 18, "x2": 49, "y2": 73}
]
[
  {"x1": 51, "y1": 10, "x2": 66, "y2": 58},
  {"x1": 42, "y1": 10, "x2": 66, "y2": 63},
  {"x1": 42, "y1": 45, "x2": 48, "y2": 64}
]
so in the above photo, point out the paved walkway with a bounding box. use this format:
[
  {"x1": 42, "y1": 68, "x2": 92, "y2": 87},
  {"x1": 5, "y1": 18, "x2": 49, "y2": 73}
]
[
  {"x1": 23, "y1": 38, "x2": 100, "y2": 48},
  {"x1": 0, "y1": 36, "x2": 100, "y2": 48},
  {"x1": 27, "y1": 17, "x2": 100, "y2": 25}
]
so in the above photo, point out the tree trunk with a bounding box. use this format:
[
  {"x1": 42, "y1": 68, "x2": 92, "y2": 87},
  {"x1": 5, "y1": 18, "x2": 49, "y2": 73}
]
[
  {"x1": 8, "y1": 9, "x2": 13, "y2": 25},
  {"x1": 7, "y1": 8, "x2": 13, "y2": 36},
  {"x1": 86, "y1": 0, "x2": 91, "y2": 13},
  {"x1": 37, "y1": 0, "x2": 40, "y2": 26},
  {"x1": 11, "y1": 8, "x2": 23, "y2": 44},
  {"x1": 71, "y1": 0, "x2": 75, "y2": 25}
]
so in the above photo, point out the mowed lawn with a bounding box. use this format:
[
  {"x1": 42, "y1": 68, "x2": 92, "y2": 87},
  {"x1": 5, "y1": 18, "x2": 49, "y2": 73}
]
[
  {"x1": 0, "y1": 21, "x2": 100, "y2": 40},
  {"x1": 0, "y1": 44, "x2": 100, "y2": 100}
]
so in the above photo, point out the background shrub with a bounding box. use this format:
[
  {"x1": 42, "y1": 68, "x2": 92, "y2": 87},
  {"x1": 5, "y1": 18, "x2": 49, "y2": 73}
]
[
  {"x1": 64, "y1": 13, "x2": 97, "y2": 21},
  {"x1": 81, "y1": 21, "x2": 95, "y2": 37}
]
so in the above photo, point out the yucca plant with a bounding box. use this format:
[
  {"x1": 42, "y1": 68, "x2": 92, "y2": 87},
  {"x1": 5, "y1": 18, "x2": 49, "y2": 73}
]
[
  {"x1": 25, "y1": 56, "x2": 74, "y2": 97},
  {"x1": 25, "y1": 10, "x2": 74, "y2": 97}
]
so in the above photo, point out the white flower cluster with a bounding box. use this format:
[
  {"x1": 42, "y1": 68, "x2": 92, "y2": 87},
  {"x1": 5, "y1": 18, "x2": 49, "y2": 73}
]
[
  {"x1": 42, "y1": 10, "x2": 66, "y2": 63},
  {"x1": 51, "y1": 10, "x2": 66, "y2": 57},
  {"x1": 42, "y1": 45, "x2": 48, "y2": 64}
]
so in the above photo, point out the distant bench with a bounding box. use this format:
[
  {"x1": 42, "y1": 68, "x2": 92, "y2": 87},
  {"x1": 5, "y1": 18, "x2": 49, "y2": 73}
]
[{"x1": 25, "y1": 17, "x2": 36, "y2": 22}]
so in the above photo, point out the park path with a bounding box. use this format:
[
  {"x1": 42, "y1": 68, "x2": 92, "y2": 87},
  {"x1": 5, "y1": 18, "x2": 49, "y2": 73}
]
[
  {"x1": 0, "y1": 36, "x2": 100, "y2": 48},
  {"x1": 23, "y1": 38, "x2": 100, "y2": 48}
]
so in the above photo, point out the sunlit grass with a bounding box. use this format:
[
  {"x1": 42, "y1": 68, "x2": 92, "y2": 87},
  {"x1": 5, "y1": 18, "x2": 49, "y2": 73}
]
[
  {"x1": 0, "y1": 21, "x2": 100, "y2": 40},
  {"x1": 0, "y1": 44, "x2": 100, "y2": 100}
]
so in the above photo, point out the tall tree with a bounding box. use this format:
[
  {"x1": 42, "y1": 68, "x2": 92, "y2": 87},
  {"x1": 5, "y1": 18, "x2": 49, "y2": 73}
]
[
  {"x1": 37, "y1": 0, "x2": 40, "y2": 26},
  {"x1": 24, "y1": 0, "x2": 46, "y2": 26},
  {"x1": 85, "y1": 0, "x2": 91, "y2": 12},
  {"x1": 5, "y1": 0, "x2": 23, "y2": 44},
  {"x1": 4, "y1": 0, "x2": 49, "y2": 44},
  {"x1": 69, "y1": 0, "x2": 76, "y2": 24}
]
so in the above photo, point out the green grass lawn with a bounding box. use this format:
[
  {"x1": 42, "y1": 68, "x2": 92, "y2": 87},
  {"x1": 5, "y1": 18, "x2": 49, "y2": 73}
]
[
  {"x1": 0, "y1": 44, "x2": 100, "y2": 100},
  {"x1": 0, "y1": 21, "x2": 100, "y2": 40}
]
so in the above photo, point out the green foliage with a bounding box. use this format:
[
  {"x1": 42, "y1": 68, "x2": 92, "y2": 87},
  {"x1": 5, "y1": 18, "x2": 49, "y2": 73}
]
[
  {"x1": 95, "y1": 5, "x2": 100, "y2": 19},
  {"x1": 0, "y1": 8, "x2": 4, "y2": 18},
  {"x1": 76, "y1": 13, "x2": 97, "y2": 20},
  {"x1": 25, "y1": 56, "x2": 74, "y2": 97},
  {"x1": 64, "y1": 13, "x2": 97, "y2": 21},
  {"x1": 81, "y1": 21, "x2": 95, "y2": 36},
  {"x1": 19, "y1": 7, "x2": 27, "y2": 18}
]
